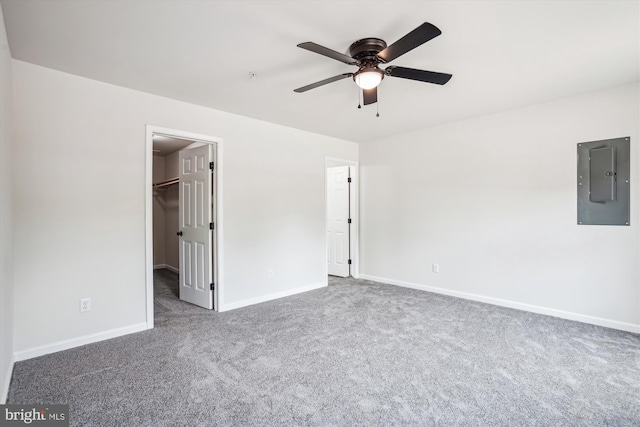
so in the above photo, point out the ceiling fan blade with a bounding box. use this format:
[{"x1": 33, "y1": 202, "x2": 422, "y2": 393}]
[
  {"x1": 297, "y1": 42, "x2": 358, "y2": 65},
  {"x1": 294, "y1": 73, "x2": 354, "y2": 93},
  {"x1": 386, "y1": 66, "x2": 452, "y2": 85},
  {"x1": 363, "y1": 87, "x2": 377, "y2": 105},
  {"x1": 377, "y1": 22, "x2": 442, "y2": 63}
]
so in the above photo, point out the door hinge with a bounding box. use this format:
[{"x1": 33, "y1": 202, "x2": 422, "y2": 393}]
[
  {"x1": 209, "y1": 161, "x2": 215, "y2": 170},
  {"x1": 210, "y1": 283, "x2": 215, "y2": 290},
  {"x1": 347, "y1": 177, "x2": 352, "y2": 183},
  {"x1": 210, "y1": 222, "x2": 215, "y2": 230},
  {"x1": 348, "y1": 218, "x2": 352, "y2": 224},
  {"x1": 348, "y1": 259, "x2": 352, "y2": 265}
]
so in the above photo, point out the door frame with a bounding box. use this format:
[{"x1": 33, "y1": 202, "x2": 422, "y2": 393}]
[
  {"x1": 325, "y1": 157, "x2": 359, "y2": 279},
  {"x1": 145, "y1": 125, "x2": 224, "y2": 327}
]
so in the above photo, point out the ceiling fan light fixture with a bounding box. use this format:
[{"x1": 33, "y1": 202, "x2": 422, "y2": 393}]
[{"x1": 354, "y1": 68, "x2": 384, "y2": 89}]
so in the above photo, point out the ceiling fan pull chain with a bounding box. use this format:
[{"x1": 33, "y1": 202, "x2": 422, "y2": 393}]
[
  {"x1": 357, "y1": 87, "x2": 362, "y2": 109},
  {"x1": 376, "y1": 92, "x2": 380, "y2": 117}
]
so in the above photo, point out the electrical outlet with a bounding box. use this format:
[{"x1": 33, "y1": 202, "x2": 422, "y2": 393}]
[
  {"x1": 80, "y1": 298, "x2": 91, "y2": 312},
  {"x1": 432, "y1": 264, "x2": 440, "y2": 273},
  {"x1": 268, "y1": 269, "x2": 274, "y2": 279}
]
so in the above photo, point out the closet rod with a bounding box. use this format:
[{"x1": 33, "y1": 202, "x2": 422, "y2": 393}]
[{"x1": 153, "y1": 177, "x2": 179, "y2": 189}]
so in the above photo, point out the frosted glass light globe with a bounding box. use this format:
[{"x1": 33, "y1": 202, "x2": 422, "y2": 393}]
[{"x1": 354, "y1": 70, "x2": 383, "y2": 89}]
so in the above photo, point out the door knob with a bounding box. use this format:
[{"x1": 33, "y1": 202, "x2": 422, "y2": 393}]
[{"x1": 177, "y1": 231, "x2": 183, "y2": 236}]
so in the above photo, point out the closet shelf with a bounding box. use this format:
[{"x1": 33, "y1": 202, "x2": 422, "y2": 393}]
[{"x1": 153, "y1": 177, "x2": 179, "y2": 189}]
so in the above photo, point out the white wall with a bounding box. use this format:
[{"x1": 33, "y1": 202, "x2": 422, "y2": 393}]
[
  {"x1": 164, "y1": 150, "x2": 179, "y2": 179},
  {"x1": 12, "y1": 60, "x2": 358, "y2": 356},
  {"x1": 0, "y1": 3, "x2": 13, "y2": 403},
  {"x1": 152, "y1": 155, "x2": 166, "y2": 266},
  {"x1": 360, "y1": 83, "x2": 640, "y2": 332}
]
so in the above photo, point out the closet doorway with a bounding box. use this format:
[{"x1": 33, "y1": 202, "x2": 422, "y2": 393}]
[
  {"x1": 145, "y1": 126, "x2": 224, "y2": 327},
  {"x1": 326, "y1": 157, "x2": 359, "y2": 279}
]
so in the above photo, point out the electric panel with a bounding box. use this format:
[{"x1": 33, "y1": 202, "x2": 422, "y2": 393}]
[{"x1": 577, "y1": 137, "x2": 630, "y2": 225}]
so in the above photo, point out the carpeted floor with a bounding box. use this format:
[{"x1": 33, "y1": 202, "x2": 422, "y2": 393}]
[{"x1": 8, "y1": 270, "x2": 640, "y2": 426}]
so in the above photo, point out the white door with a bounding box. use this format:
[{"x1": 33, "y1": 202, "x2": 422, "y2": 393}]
[
  {"x1": 327, "y1": 166, "x2": 350, "y2": 277},
  {"x1": 178, "y1": 145, "x2": 213, "y2": 309}
]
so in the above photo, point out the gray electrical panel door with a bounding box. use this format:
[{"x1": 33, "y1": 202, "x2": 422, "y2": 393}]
[
  {"x1": 577, "y1": 137, "x2": 630, "y2": 225},
  {"x1": 589, "y1": 146, "x2": 616, "y2": 202}
]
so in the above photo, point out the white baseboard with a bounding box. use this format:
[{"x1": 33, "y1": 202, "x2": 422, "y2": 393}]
[
  {"x1": 220, "y1": 282, "x2": 327, "y2": 312},
  {"x1": 153, "y1": 264, "x2": 179, "y2": 273},
  {"x1": 359, "y1": 274, "x2": 640, "y2": 334},
  {"x1": 0, "y1": 353, "x2": 14, "y2": 404},
  {"x1": 13, "y1": 322, "x2": 150, "y2": 362}
]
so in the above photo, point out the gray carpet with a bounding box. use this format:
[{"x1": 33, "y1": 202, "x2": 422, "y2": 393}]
[{"x1": 7, "y1": 270, "x2": 640, "y2": 426}]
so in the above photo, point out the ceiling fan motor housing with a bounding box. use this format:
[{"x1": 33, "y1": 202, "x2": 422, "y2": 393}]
[
  {"x1": 349, "y1": 38, "x2": 387, "y2": 62},
  {"x1": 349, "y1": 38, "x2": 387, "y2": 87}
]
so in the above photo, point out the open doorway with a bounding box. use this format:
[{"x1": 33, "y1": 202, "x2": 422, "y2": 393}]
[
  {"x1": 326, "y1": 157, "x2": 359, "y2": 279},
  {"x1": 145, "y1": 126, "x2": 224, "y2": 328},
  {"x1": 151, "y1": 135, "x2": 193, "y2": 275}
]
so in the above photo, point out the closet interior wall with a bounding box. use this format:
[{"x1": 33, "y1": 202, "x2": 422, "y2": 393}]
[{"x1": 153, "y1": 152, "x2": 179, "y2": 271}]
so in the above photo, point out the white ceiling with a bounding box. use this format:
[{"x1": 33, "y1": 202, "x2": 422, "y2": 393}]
[
  {"x1": 2, "y1": 0, "x2": 638, "y2": 143},
  {"x1": 152, "y1": 135, "x2": 194, "y2": 157}
]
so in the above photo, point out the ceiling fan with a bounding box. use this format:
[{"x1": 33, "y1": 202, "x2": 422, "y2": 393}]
[{"x1": 294, "y1": 22, "x2": 452, "y2": 109}]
